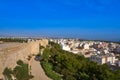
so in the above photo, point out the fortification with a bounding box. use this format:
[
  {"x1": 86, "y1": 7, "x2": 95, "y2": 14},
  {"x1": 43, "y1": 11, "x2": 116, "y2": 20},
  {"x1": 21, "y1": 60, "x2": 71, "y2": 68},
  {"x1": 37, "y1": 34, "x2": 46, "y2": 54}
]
[{"x1": 0, "y1": 39, "x2": 48, "y2": 79}]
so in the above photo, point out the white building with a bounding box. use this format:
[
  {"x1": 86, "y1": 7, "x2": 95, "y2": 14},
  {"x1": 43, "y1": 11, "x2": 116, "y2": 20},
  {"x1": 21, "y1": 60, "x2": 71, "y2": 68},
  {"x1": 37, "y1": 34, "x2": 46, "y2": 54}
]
[
  {"x1": 70, "y1": 50, "x2": 79, "y2": 54},
  {"x1": 83, "y1": 44, "x2": 90, "y2": 50},
  {"x1": 90, "y1": 53, "x2": 115, "y2": 65},
  {"x1": 62, "y1": 44, "x2": 70, "y2": 51}
]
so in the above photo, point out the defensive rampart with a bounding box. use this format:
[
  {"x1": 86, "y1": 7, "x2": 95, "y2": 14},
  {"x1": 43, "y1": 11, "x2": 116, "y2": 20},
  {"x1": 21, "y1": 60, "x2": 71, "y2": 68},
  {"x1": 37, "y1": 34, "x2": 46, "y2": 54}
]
[{"x1": 0, "y1": 39, "x2": 48, "y2": 79}]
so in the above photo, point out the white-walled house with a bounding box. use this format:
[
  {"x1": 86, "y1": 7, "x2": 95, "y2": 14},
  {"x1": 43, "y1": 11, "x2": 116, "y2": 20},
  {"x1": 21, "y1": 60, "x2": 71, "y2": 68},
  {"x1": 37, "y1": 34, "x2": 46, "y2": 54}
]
[
  {"x1": 90, "y1": 53, "x2": 115, "y2": 65},
  {"x1": 84, "y1": 44, "x2": 90, "y2": 50},
  {"x1": 62, "y1": 44, "x2": 71, "y2": 51}
]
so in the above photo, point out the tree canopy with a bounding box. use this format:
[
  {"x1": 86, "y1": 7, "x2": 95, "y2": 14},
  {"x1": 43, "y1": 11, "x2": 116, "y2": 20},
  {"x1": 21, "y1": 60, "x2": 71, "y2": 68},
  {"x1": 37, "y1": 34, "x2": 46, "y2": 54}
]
[{"x1": 41, "y1": 42, "x2": 120, "y2": 80}]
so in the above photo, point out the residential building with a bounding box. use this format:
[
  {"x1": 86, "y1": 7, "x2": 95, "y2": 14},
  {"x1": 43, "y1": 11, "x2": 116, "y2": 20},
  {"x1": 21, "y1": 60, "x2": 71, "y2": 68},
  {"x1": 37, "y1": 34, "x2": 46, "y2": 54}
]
[{"x1": 90, "y1": 53, "x2": 115, "y2": 65}]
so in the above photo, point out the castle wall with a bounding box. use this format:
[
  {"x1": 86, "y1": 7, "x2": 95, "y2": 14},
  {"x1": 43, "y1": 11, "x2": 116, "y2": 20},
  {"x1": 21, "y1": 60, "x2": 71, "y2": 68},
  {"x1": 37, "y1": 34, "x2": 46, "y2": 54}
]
[{"x1": 0, "y1": 39, "x2": 48, "y2": 79}]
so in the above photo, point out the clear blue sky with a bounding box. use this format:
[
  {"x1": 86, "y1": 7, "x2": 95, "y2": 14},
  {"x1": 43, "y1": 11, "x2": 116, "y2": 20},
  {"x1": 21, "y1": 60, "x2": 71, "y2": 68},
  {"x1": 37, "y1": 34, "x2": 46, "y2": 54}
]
[{"x1": 0, "y1": 0, "x2": 120, "y2": 40}]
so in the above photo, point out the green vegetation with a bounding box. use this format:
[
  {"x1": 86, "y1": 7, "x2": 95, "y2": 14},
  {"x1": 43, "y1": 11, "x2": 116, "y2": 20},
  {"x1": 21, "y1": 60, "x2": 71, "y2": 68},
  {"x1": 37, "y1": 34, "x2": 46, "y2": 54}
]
[
  {"x1": 3, "y1": 60, "x2": 33, "y2": 80},
  {"x1": 41, "y1": 61, "x2": 62, "y2": 80},
  {"x1": 0, "y1": 38, "x2": 27, "y2": 43},
  {"x1": 41, "y1": 41, "x2": 120, "y2": 80},
  {"x1": 3, "y1": 68, "x2": 12, "y2": 80},
  {"x1": 39, "y1": 45, "x2": 45, "y2": 49}
]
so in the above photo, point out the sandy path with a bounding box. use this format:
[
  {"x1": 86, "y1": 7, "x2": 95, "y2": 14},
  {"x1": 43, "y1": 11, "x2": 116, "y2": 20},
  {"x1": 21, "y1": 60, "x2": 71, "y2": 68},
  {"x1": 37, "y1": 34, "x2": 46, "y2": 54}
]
[{"x1": 30, "y1": 57, "x2": 51, "y2": 80}]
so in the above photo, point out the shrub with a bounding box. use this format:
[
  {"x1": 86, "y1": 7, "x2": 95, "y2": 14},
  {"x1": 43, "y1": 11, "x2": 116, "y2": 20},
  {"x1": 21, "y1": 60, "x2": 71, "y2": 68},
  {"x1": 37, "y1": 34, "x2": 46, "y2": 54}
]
[{"x1": 41, "y1": 61, "x2": 62, "y2": 80}]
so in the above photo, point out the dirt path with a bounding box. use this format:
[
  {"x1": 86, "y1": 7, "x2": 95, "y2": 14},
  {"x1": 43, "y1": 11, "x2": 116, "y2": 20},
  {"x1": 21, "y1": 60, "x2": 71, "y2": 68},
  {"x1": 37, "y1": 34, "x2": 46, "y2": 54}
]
[{"x1": 30, "y1": 57, "x2": 51, "y2": 80}]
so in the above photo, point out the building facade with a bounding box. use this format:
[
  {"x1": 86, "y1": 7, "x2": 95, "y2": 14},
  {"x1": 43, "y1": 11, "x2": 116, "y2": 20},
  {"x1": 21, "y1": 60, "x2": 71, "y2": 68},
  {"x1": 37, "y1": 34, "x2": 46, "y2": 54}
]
[{"x1": 90, "y1": 53, "x2": 115, "y2": 65}]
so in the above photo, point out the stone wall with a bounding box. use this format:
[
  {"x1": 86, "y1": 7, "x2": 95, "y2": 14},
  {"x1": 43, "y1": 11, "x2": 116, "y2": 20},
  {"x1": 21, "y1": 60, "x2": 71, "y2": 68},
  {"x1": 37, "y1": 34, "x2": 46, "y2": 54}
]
[
  {"x1": 39, "y1": 39, "x2": 49, "y2": 47},
  {"x1": 0, "y1": 39, "x2": 48, "y2": 79}
]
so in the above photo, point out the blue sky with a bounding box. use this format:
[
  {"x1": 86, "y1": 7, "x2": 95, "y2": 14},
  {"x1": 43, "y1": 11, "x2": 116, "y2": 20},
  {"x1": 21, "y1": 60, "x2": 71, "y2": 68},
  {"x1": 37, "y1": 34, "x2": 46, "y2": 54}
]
[{"x1": 0, "y1": 0, "x2": 120, "y2": 40}]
